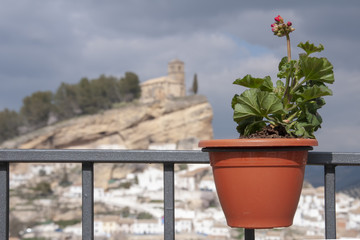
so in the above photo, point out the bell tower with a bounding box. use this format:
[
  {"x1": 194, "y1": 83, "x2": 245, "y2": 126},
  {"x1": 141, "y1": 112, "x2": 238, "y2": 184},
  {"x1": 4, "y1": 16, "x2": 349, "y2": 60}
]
[{"x1": 168, "y1": 59, "x2": 185, "y2": 96}]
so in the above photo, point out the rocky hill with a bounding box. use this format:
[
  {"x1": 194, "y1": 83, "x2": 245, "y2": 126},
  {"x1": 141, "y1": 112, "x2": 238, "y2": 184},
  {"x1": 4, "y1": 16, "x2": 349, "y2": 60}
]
[{"x1": 1, "y1": 94, "x2": 213, "y2": 150}]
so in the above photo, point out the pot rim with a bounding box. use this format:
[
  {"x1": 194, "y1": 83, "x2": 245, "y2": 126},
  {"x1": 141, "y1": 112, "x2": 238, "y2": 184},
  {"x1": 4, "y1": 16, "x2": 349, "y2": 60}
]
[{"x1": 198, "y1": 138, "x2": 318, "y2": 148}]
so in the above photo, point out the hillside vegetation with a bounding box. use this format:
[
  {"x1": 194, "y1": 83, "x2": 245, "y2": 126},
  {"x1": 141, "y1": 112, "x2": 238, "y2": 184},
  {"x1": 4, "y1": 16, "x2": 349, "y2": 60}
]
[{"x1": 0, "y1": 72, "x2": 141, "y2": 143}]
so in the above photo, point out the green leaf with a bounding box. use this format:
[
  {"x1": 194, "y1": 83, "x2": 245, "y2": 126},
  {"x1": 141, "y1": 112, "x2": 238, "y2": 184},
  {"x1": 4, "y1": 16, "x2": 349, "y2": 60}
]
[
  {"x1": 276, "y1": 80, "x2": 285, "y2": 88},
  {"x1": 299, "y1": 98, "x2": 326, "y2": 116},
  {"x1": 278, "y1": 57, "x2": 288, "y2": 71},
  {"x1": 301, "y1": 102, "x2": 323, "y2": 129},
  {"x1": 277, "y1": 59, "x2": 297, "y2": 79},
  {"x1": 231, "y1": 94, "x2": 239, "y2": 109},
  {"x1": 273, "y1": 80, "x2": 285, "y2": 99},
  {"x1": 233, "y1": 75, "x2": 273, "y2": 92},
  {"x1": 292, "y1": 122, "x2": 315, "y2": 138},
  {"x1": 298, "y1": 41, "x2": 324, "y2": 56},
  {"x1": 243, "y1": 120, "x2": 267, "y2": 136},
  {"x1": 236, "y1": 116, "x2": 265, "y2": 135},
  {"x1": 306, "y1": 111, "x2": 322, "y2": 129},
  {"x1": 295, "y1": 99, "x2": 325, "y2": 137},
  {"x1": 296, "y1": 85, "x2": 333, "y2": 102},
  {"x1": 233, "y1": 74, "x2": 263, "y2": 88},
  {"x1": 233, "y1": 89, "x2": 286, "y2": 123},
  {"x1": 260, "y1": 76, "x2": 274, "y2": 92},
  {"x1": 300, "y1": 56, "x2": 335, "y2": 84}
]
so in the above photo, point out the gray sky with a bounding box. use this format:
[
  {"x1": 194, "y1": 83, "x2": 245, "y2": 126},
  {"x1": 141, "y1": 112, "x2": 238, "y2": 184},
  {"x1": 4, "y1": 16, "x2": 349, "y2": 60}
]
[{"x1": 1, "y1": 1, "x2": 359, "y2": 151}]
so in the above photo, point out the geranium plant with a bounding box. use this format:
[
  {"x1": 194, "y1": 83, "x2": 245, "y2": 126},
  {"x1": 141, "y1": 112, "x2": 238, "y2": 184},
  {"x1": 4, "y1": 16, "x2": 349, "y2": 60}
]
[{"x1": 232, "y1": 15, "x2": 335, "y2": 138}]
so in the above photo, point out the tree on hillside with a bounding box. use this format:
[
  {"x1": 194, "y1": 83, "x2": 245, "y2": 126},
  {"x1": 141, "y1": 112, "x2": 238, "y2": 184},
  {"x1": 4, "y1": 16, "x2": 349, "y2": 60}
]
[
  {"x1": 20, "y1": 91, "x2": 54, "y2": 127},
  {"x1": 54, "y1": 82, "x2": 80, "y2": 120},
  {"x1": 119, "y1": 72, "x2": 141, "y2": 102},
  {"x1": 0, "y1": 109, "x2": 22, "y2": 143},
  {"x1": 190, "y1": 73, "x2": 198, "y2": 94},
  {"x1": 99, "y1": 75, "x2": 122, "y2": 103},
  {"x1": 76, "y1": 77, "x2": 97, "y2": 114},
  {"x1": 91, "y1": 75, "x2": 121, "y2": 110}
]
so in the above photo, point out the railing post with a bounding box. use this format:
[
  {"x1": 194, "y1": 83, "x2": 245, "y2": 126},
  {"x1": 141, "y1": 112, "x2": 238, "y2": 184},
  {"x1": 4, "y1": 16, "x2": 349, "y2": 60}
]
[
  {"x1": 164, "y1": 163, "x2": 175, "y2": 240},
  {"x1": 324, "y1": 165, "x2": 336, "y2": 239},
  {"x1": 245, "y1": 228, "x2": 255, "y2": 240},
  {"x1": 0, "y1": 162, "x2": 9, "y2": 240},
  {"x1": 82, "y1": 162, "x2": 94, "y2": 240}
]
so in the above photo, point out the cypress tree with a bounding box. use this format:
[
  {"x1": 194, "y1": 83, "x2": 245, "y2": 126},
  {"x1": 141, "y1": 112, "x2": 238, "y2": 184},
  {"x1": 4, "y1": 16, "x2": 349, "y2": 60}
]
[{"x1": 192, "y1": 73, "x2": 198, "y2": 94}]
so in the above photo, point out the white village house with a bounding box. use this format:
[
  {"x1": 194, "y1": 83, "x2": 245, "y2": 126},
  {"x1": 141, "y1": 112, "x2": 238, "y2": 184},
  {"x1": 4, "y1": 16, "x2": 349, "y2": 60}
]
[{"x1": 137, "y1": 166, "x2": 163, "y2": 191}]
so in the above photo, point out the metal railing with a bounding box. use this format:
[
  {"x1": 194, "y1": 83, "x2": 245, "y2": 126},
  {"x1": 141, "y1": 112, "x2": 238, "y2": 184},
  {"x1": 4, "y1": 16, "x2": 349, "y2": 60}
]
[{"x1": 0, "y1": 150, "x2": 360, "y2": 240}]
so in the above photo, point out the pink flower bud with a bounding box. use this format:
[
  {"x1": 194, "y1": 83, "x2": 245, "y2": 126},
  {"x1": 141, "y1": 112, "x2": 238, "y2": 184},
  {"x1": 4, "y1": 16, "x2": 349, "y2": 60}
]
[
  {"x1": 274, "y1": 15, "x2": 283, "y2": 23},
  {"x1": 271, "y1": 23, "x2": 275, "y2": 27},
  {"x1": 287, "y1": 21, "x2": 292, "y2": 26}
]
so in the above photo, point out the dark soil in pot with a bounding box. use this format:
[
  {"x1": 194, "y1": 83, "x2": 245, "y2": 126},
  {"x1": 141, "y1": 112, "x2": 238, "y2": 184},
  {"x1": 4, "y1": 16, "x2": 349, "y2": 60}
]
[{"x1": 239, "y1": 125, "x2": 294, "y2": 139}]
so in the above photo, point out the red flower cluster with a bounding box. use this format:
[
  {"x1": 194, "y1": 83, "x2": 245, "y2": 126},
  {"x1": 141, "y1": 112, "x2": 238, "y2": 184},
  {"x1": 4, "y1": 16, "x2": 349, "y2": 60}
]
[
  {"x1": 274, "y1": 15, "x2": 284, "y2": 23},
  {"x1": 271, "y1": 15, "x2": 295, "y2": 37}
]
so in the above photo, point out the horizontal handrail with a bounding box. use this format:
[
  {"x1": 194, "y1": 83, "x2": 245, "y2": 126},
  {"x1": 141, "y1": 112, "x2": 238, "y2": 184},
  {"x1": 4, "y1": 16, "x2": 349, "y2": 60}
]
[
  {"x1": 308, "y1": 152, "x2": 360, "y2": 166},
  {"x1": 1, "y1": 149, "x2": 360, "y2": 165},
  {"x1": 0, "y1": 149, "x2": 209, "y2": 163}
]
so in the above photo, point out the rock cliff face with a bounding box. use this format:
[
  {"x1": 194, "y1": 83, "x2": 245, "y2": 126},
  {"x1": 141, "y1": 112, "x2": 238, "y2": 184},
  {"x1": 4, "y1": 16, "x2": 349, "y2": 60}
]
[{"x1": 1, "y1": 95, "x2": 213, "y2": 150}]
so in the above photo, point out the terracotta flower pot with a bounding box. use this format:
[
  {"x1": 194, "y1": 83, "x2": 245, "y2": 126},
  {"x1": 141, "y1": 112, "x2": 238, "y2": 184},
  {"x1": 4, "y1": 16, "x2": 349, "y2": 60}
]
[{"x1": 198, "y1": 138, "x2": 318, "y2": 229}]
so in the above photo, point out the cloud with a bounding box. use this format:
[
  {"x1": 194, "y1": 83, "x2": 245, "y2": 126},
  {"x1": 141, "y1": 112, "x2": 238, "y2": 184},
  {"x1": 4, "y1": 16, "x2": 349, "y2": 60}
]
[{"x1": 317, "y1": 125, "x2": 360, "y2": 152}]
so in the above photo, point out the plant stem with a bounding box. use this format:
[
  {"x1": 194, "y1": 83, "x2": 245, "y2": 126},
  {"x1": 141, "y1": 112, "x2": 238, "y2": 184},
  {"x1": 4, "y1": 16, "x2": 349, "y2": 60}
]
[
  {"x1": 283, "y1": 33, "x2": 292, "y2": 104},
  {"x1": 286, "y1": 34, "x2": 291, "y2": 62},
  {"x1": 284, "y1": 75, "x2": 290, "y2": 105},
  {"x1": 285, "y1": 110, "x2": 299, "y2": 122},
  {"x1": 285, "y1": 104, "x2": 297, "y2": 112},
  {"x1": 291, "y1": 78, "x2": 307, "y2": 95}
]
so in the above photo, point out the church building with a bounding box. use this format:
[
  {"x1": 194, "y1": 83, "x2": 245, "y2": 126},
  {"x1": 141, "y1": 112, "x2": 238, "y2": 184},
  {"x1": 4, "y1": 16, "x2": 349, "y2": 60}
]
[{"x1": 140, "y1": 59, "x2": 185, "y2": 103}]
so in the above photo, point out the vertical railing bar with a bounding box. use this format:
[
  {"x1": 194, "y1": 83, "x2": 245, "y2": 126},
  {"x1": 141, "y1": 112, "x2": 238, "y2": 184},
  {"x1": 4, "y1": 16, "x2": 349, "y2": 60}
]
[
  {"x1": 82, "y1": 162, "x2": 94, "y2": 240},
  {"x1": 164, "y1": 163, "x2": 175, "y2": 240},
  {"x1": 0, "y1": 162, "x2": 9, "y2": 240},
  {"x1": 245, "y1": 228, "x2": 255, "y2": 240},
  {"x1": 324, "y1": 164, "x2": 336, "y2": 239}
]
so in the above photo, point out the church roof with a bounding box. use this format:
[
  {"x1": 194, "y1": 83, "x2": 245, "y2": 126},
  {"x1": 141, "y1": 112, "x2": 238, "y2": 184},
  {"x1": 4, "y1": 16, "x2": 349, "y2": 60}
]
[
  {"x1": 141, "y1": 76, "x2": 178, "y2": 86},
  {"x1": 140, "y1": 76, "x2": 168, "y2": 86}
]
